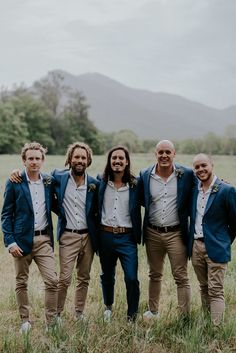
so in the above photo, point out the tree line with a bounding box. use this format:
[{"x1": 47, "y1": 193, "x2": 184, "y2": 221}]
[{"x1": 0, "y1": 72, "x2": 236, "y2": 155}]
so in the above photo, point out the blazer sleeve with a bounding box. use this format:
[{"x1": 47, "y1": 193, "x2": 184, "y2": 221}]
[
  {"x1": 227, "y1": 186, "x2": 236, "y2": 243},
  {"x1": 1, "y1": 180, "x2": 16, "y2": 247}
]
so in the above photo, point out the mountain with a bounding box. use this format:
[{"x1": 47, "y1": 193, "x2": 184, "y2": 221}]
[{"x1": 45, "y1": 70, "x2": 236, "y2": 139}]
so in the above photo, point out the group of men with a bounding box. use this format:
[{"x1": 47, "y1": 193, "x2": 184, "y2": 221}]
[{"x1": 1, "y1": 139, "x2": 236, "y2": 333}]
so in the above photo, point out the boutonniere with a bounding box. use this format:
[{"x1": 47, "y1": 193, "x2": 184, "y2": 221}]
[
  {"x1": 88, "y1": 183, "x2": 96, "y2": 192},
  {"x1": 43, "y1": 176, "x2": 52, "y2": 187},
  {"x1": 211, "y1": 185, "x2": 219, "y2": 193},
  {"x1": 130, "y1": 178, "x2": 138, "y2": 189},
  {"x1": 175, "y1": 168, "x2": 184, "y2": 178}
]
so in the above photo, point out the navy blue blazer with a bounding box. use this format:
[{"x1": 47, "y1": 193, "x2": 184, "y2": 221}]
[
  {"x1": 1, "y1": 171, "x2": 54, "y2": 256},
  {"x1": 188, "y1": 178, "x2": 236, "y2": 263},
  {"x1": 140, "y1": 163, "x2": 196, "y2": 244},
  {"x1": 51, "y1": 169, "x2": 99, "y2": 251},
  {"x1": 97, "y1": 176, "x2": 142, "y2": 244}
]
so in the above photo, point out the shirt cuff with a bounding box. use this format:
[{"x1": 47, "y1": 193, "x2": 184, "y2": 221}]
[{"x1": 7, "y1": 242, "x2": 17, "y2": 251}]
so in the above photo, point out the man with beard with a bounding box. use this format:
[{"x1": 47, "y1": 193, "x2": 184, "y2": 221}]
[
  {"x1": 140, "y1": 140, "x2": 194, "y2": 320},
  {"x1": 188, "y1": 153, "x2": 236, "y2": 325},
  {"x1": 9, "y1": 142, "x2": 99, "y2": 321},
  {"x1": 97, "y1": 146, "x2": 141, "y2": 322},
  {"x1": 52, "y1": 142, "x2": 99, "y2": 321}
]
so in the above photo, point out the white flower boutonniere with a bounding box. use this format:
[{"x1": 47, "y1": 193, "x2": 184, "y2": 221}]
[
  {"x1": 211, "y1": 185, "x2": 219, "y2": 194},
  {"x1": 175, "y1": 168, "x2": 184, "y2": 178},
  {"x1": 88, "y1": 183, "x2": 96, "y2": 192},
  {"x1": 43, "y1": 176, "x2": 52, "y2": 187}
]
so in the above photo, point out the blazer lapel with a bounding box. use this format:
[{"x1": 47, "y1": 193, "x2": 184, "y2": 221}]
[
  {"x1": 144, "y1": 166, "x2": 153, "y2": 209},
  {"x1": 85, "y1": 175, "x2": 93, "y2": 216},
  {"x1": 42, "y1": 174, "x2": 50, "y2": 214},
  {"x1": 175, "y1": 164, "x2": 185, "y2": 208},
  {"x1": 129, "y1": 185, "x2": 135, "y2": 212},
  {"x1": 192, "y1": 185, "x2": 199, "y2": 224},
  {"x1": 204, "y1": 179, "x2": 221, "y2": 215},
  {"x1": 60, "y1": 173, "x2": 70, "y2": 202},
  {"x1": 98, "y1": 179, "x2": 107, "y2": 214},
  {"x1": 20, "y1": 171, "x2": 34, "y2": 213}
]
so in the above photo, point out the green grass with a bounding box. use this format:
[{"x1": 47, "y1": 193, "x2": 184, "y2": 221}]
[{"x1": 0, "y1": 154, "x2": 236, "y2": 353}]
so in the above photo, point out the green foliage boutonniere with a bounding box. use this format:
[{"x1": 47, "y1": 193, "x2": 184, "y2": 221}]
[
  {"x1": 211, "y1": 185, "x2": 219, "y2": 194},
  {"x1": 175, "y1": 168, "x2": 184, "y2": 178},
  {"x1": 43, "y1": 176, "x2": 52, "y2": 187},
  {"x1": 130, "y1": 178, "x2": 138, "y2": 189},
  {"x1": 88, "y1": 183, "x2": 96, "y2": 192}
]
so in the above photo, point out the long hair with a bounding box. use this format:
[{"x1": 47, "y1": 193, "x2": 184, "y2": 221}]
[
  {"x1": 64, "y1": 142, "x2": 93, "y2": 168},
  {"x1": 103, "y1": 145, "x2": 135, "y2": 183}
]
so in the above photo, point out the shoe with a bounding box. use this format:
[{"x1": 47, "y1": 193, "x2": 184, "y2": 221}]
[
  {"x1": 143, "y1": 310, "x2": 160, "y2": 321},
  {"x1": 103, "y1": 309, "x2": 112, "y2": 323},
  {"x1": 56, "y1": 314, "x2": 62, "y2": 326},
  {"x1": 127, "y1": 314, "x2": 137, "y2": 323},
  {"x1": 20, "y1": 321, "x2": 31, "y2": 334}
]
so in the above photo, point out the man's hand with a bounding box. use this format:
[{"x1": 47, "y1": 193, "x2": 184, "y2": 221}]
[
  {"x1": 9, "y1": 245, "x2": 23, "y2": 257},
  {"x1": 9, "y1": 169, "x2": 22, "y2": 183}
]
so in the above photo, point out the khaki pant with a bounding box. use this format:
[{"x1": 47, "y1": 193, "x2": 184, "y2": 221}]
[
  {"x1": 192, "y1": 240, "x2": 227, "y2": 325},
  {"x1": 57, "y1": 231, "x2": 94, "y2": 314},
  {"x1": 14, "y1": 235, "x2": 58, "y2": 324},
  {"x1": 146, "y1": 227, "x2": 191, "y2": 314}
]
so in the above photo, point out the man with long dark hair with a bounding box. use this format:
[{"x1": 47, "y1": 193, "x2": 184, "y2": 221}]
[{"x1": 98, "y1": 145, "x2": 141, "y2": 322}]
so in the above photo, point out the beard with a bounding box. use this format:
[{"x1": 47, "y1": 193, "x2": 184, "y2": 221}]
[{"x1": 71, "y1": 164, "x2": 86, "y2": 176}]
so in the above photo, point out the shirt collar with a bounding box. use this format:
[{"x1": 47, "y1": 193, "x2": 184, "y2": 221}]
[
  {"x1": 25, "y1": 169, "x2": 43, "y2": 184},
  {"x1": 198, "y1": 175, "x2": 217, "y2": 192},
  {"x1": 107, "y1": 180, "x2": 129, "y2": 189},
  {"x1": 151, "y1": 164, "x2": 176, "y2": 179},
  {"x1": 69, "y1": 170, "x2": 88, "y2": 187}
]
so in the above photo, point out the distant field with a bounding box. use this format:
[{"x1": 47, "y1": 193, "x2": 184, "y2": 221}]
[
  {"x1": 0, "y1": 154, "x2": 236, "y2": 353},
  {"x1": 0, "y1": 153, "x2": 235, "y2": 206}
]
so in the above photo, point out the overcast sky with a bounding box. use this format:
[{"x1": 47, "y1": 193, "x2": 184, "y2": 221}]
[{"x1": 0, "y1": 0, "x2": 235, "y2": 108}]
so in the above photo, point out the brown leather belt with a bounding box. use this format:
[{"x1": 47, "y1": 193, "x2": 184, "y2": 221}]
[
  {"x1": 65, "y1": 228, "x2": 88, "y2": 234},
  {"x1": 34, "y1": 229, "x2": 49, "y2": 236},
  {"x1": 148, "y1": 223, "x2": 180, "y2": 233},
  {"x1": 100, "y1": 225, "x2": 133, "y2": 234}
]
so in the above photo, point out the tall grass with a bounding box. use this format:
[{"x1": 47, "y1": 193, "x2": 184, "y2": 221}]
[{"x1": 0, "y1": 154, "x2": 236, "y2": 353}]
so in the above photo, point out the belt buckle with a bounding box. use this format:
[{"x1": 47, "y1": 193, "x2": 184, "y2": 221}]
[
  {"x1": 164, "y1": 226, "x2": 168, "y2": 233},
  {"x1": 113, "y1": 227, "x2": 119, "y2": 234}
]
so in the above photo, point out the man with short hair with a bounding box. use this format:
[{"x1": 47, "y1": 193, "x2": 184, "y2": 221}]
[
  {"x1": 140, "y1": 140, "x2": 194, "y2": 319},
  {"x1": 1, "y1": 142, "x2": 58, "y2": 333},
  {"x1": 189, "y1": 153, "x2": 236, "y2": 325},
  {"x1": 98, "y1": 145, "x2": 141, "y2": 322},
  {"x1": 52, "y1": 142, "x2": 99, "y2": 321}
]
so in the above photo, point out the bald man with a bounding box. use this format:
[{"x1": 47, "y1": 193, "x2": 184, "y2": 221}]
[
  {"x1": 140, "y1": 140, "x2": 195, "y2": 319},
  {"x1": 189, "y1": 153, "x2": 236, "y2": 325}
]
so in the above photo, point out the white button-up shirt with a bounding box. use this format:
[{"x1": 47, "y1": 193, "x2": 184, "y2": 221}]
[
  {"x1": 62, "y1": 171, "x2": 88, "y2": 230},
  {"x1": 148, "y1": 165, "x2": 179, "y2": 227},
  {"x1": 194, "y1": 175, "x2": 217, "y2": 239},
  {"x1": 101, "y1": 181, "x2": 132, "y2": 228},
  {"x1": 26, "y1": 172, "x2": 48, "y2": 231}
]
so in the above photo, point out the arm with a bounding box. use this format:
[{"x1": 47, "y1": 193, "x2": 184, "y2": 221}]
[
  {"x1": 227, "y1": 186, "x2": 236, "y2": 243},
  {"x1": 1, "y1": 181, "x2": 23, "y2": 257}
]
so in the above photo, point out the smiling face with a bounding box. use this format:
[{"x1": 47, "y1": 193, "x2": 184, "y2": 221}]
[
  {"x1": 193, "y1": 153, "x2": 214, "y2": 185},
  {"x1": 110, "y1": 149, "x2": 128, "y2": 174},
  {"x1": 155, "y1": 140, "x2": 176, "y2": 170},
  {"x1": 70, "y1": 147, "x2": 88, "y2": 176}
]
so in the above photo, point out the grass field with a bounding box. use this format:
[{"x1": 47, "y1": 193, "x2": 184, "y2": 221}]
[{"x1": 0, "y1": 154, "x2": 236, "y2": 353}]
